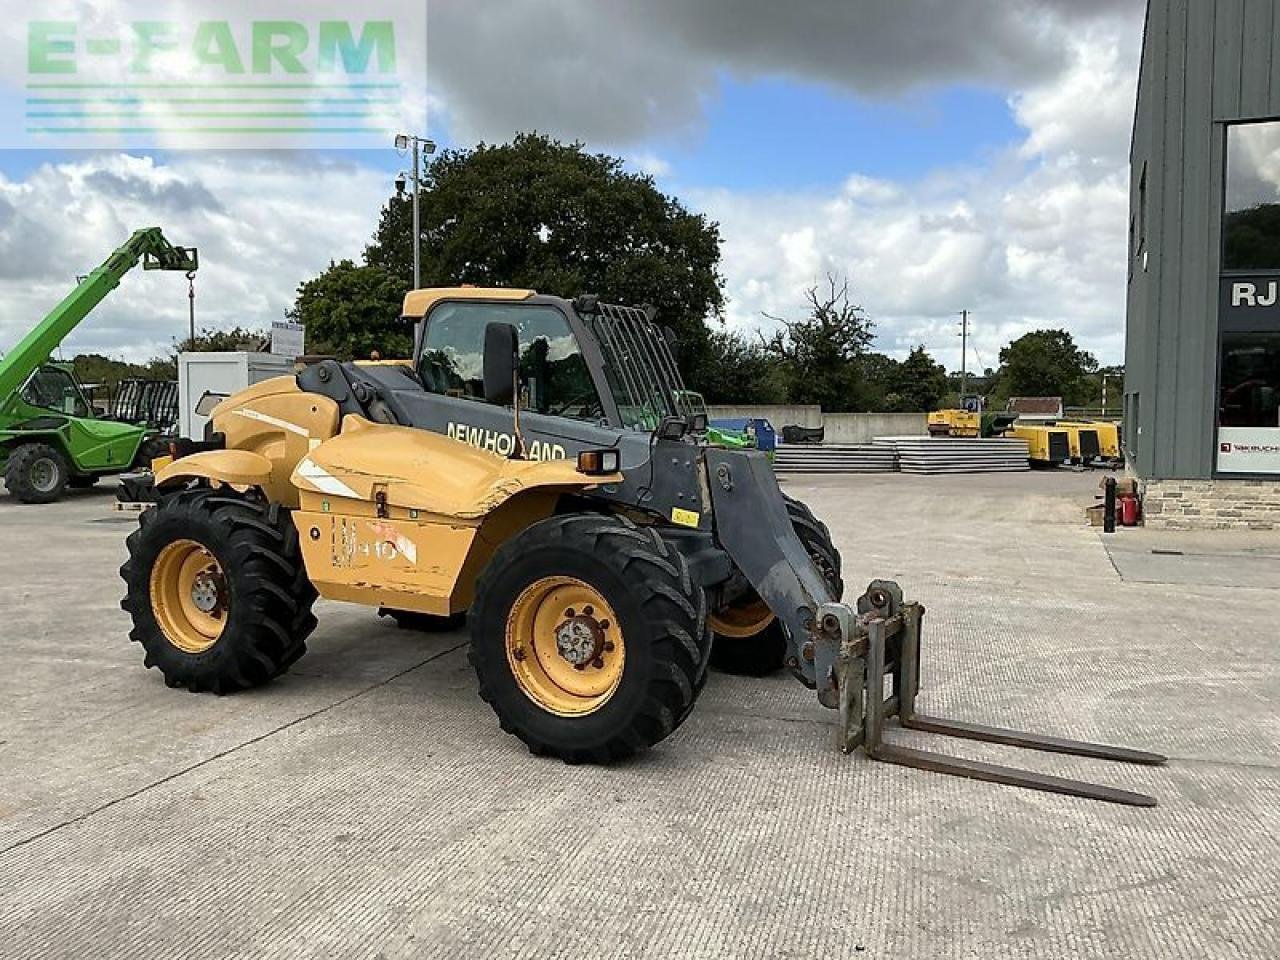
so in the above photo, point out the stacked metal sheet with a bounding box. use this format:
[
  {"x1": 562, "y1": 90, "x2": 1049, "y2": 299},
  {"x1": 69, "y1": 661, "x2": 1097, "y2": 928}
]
[
  {"x1": 772, "y1": 443, "x2": 898, "y2": 475},
  {"x1": 872, "y1": 436, "x2": 1030, "y2": 474}
]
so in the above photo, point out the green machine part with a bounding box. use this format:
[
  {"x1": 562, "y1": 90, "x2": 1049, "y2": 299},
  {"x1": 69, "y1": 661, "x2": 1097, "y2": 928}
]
[{"x1": 0, "y1": 228, "x2": 197, "y2": 499}]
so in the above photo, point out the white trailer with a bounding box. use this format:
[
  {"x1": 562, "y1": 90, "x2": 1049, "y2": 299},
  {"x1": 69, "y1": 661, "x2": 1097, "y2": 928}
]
[{"x1": 178, "y1": 352, "x2": 295, "y2": 440}]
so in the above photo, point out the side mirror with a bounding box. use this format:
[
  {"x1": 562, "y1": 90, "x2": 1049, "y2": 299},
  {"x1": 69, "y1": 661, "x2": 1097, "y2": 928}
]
[{"x1": 483, "y1": 322, "x2": 519, "y2": 406}]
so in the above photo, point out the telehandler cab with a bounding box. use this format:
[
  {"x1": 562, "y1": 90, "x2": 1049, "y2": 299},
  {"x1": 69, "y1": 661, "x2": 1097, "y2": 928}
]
[{"x1": 121, "y1": 288, "x2": 1164, "y2": 803}]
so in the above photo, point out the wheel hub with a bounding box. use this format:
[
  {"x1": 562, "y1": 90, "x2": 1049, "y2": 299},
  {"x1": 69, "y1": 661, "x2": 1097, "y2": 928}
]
[
  {"x1": 505, "y1": 577, "x2": 625, "y2": 716},
  {"x1": 30, "y1": 458, "x2": 57, "y2": 493},
  {"x1": 190, "y1": 571, "x2": 223, "y2": 614},
  {"x1": 555, "y1": 614, "x2": 605, "y2": 667},
  {"x1": 149, "y1": 539, "x2": 228, "y2": 654}
]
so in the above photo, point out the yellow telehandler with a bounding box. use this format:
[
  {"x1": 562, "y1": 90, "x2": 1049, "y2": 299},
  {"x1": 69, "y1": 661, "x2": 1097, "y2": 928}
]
[{"x1": 121, "y1": 288, "x2": 1164, "y2": 801}]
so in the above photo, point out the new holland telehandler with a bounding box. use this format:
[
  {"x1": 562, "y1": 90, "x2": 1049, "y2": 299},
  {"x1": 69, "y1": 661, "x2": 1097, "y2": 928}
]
[{"x1": 121, "y1": 288, "x2": 1164, "y2": 803}]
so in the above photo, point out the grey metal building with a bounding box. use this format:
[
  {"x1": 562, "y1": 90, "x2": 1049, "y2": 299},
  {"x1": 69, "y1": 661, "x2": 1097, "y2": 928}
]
[{"x1": 1125, "y1": 0, "x2": 1280, "y2": 527}]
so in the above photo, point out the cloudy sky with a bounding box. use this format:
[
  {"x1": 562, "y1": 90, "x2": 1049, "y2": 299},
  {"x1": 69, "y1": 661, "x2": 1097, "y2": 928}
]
[{"x1": 0, "y1": 0, "x2": 1147, "y2": 371}]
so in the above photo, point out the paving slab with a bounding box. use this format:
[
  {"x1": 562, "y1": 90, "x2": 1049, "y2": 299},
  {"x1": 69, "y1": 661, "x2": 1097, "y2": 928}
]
[{"x1": 0, "y1": 471, "x2": 1277, "y2": 959}]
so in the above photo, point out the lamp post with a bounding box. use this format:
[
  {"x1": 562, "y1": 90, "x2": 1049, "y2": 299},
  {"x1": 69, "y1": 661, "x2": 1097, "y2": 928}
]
[{"x1": 394, "y1": 133, "x2": 436, "y2": 290}]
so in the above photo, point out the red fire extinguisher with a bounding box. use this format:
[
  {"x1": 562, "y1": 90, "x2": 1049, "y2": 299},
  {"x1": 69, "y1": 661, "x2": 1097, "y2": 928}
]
[{"x1": 1118, "y1": 494, "x2": 1141, "y2": 526}]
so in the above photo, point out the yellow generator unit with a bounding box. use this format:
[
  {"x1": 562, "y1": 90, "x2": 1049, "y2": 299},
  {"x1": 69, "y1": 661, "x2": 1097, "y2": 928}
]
[
  {"x1": 1010, "y1": 424, "x2": 1071, "y2": 465},
  {"x1": 1059, "y1": 420, "x2": 1121, "y2": 463},
  {"x1": 1053, "y1": 422, "x2": 1101, "y2": 464}
]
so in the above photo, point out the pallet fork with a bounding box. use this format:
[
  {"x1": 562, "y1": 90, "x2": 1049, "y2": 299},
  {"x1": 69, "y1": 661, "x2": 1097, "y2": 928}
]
[{"x1": 822, "y1": 582, "x2": 1167, "y2": 807}]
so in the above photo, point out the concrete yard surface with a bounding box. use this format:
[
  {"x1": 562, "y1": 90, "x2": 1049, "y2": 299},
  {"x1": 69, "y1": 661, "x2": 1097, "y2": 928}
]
[{"x1": 0, "y1": 470, "x2": 1278, "y2": 959}]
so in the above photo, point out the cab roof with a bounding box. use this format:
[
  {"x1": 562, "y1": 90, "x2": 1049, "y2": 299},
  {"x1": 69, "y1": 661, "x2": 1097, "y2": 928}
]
[{"x1": 401, "y1": 287, "x2": 537, "y2": 319}]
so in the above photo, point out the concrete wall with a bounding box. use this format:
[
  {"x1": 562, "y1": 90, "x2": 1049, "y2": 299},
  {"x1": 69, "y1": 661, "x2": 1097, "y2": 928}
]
[
  {"x1": 822, "y1": 413, "x2": 927, "y2": 444},
  {"x1": 1126, "y1": 0, "x2": 1280, "y2": 480},
  {"x1": 706, "y1": 406, "x2": 927, "y2": 443},
  {"x1": 706, "y1": 404, "x2": 822, "y2": 428}
]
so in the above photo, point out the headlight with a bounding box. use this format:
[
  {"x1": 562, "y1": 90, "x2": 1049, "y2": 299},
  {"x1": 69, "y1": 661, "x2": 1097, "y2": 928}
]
[{"x1": 577, "y1": 449, "x2": 620, "y2": 475}]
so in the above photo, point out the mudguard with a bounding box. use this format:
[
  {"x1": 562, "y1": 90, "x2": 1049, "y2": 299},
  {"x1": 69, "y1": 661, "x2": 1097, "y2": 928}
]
[{"x1": 153, "y1": 449, "x2": 273, "y2": 490}]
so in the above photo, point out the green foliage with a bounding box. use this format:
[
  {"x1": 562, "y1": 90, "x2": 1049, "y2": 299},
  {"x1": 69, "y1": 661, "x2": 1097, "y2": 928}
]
[
  {"x1": 698, "y1": 329, "x2": 785, "y2": 404},
  {"x1": 72, "y1": 353, "x2": 151, "y2": 390},
  {"x1": 995, "y1": 329, "x2": 1098, "y2": 406},
  {"x1": 360, "y1": 133, "x2": 724, "y2": 376},
  {"x1": 869, "y1": 345, "x2": 950, "y2": 412},
  {"x1": 289, "y1": 260, "x2": 406, "y2": 360},
  {"x1": 764, "y1": 277, "x2": 875, "y2": 413}
]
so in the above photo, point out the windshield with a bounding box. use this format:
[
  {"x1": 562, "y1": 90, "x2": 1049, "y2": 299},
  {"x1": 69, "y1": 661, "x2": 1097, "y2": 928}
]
[
  {"x1": 586, "y1": 303, "x2": 686, "y2": 431},
  {"x1": 22, "y1": 365, "x2": 91, "y2": 417}
]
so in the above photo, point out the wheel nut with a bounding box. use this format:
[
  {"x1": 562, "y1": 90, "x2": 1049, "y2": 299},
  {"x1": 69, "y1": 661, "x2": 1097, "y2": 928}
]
[
  {"x1": 603, "y1": 641, "x2": 615, "y2": 652},
  {"x1": 599, "y1": 619, "x2": 610, "y2": 630},
  {"x1": 565, "y1": 608, "x2": 576, "y2": 617},
  {"x1": 802, "y1": 641, "x2": 815, "y2": 663},
  {"x1": 592, "y1": 657, "x2": 605, "y2": 669},
  {"x1": 584, "y1": 605, "x2": 594, "y2": 616}
]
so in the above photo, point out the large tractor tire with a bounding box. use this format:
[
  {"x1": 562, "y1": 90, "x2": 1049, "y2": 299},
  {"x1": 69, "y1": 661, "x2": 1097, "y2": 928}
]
[
  {"x1": 4, "y1": 442, "x2": 70, "y2": 504},
  {"x1": 708, "y1": 495, "x2": 844, "y2": 676},
  {"x1": 134, "y1": 436, "x2": 172, "y2": 470},
  {"x1": 119, "y1": 488, "x2": 317, "y2": 694},
  {"x1": 469, "y1": 514, "x2": 710, "y2": 763}
]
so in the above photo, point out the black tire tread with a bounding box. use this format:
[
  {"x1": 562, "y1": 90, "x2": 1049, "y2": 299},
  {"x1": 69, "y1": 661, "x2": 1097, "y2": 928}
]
[
  {"x1": 4, "y1": 442, "x2": 70, "y2": 504},
  {"x1": 119, "y1": 487, "x2": 317, "y2": 694},
  {"x1": 469, "y1": 513, "x2": 709, "y2": 764}
]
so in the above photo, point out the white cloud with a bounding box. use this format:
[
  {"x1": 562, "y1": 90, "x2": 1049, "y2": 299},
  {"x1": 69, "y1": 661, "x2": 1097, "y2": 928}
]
[
  {"x1": 0, "y1": 152, "x2": 389, "y2": 362},
  {"x1": 683, "y1": 9, "x2": 1144, "y2": 370},
  {"x1": 0, "y1": 1, "x2": 1147, "y2": 376}
]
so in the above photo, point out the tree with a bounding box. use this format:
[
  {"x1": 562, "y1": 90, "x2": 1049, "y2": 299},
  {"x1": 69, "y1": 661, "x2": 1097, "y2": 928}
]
[
  {"x1": 996, "y1": 329, "x2": 1098, "y2": 406},
  {"x1": 763, "y1": 276, "x2": 875, "y2": 412},
  {"x1": 698, "y1": 329, "x2": 784, "y2": 404},
  {"x1": 290, "y1": 260, "x2": 406, "y2": 361},
  {"x1": 884, "y1": 345, "x2": 949, "y2": 412},
  {"x1": 144, "y1": 326, "x2": 272, "y2": 381},
  {"x1": 72, "y1": 353, "x2": 150, "y2": 390},
  {"x1": 314, "y1": 132, "x2": 726, "y2": 375}
]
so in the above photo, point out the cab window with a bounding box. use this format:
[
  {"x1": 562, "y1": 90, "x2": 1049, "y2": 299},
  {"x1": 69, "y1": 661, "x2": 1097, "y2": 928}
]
[
  {"x1": 418, "y1": 302, "x2": 605, "y2": 422},
  {"x1": 22, "y1": 366, "x2": 90, "y2": 417}
]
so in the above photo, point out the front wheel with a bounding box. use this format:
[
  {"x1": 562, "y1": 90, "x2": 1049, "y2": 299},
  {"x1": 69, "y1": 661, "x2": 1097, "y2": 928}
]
[
  {"x1": 4, "y1": 442, "x2": 70, "y2": 503},
  {"x1": 119, "y1": 488, "x2": 317, "y2": 693},
  {"x1": 469, "y1": 514, "x2": 709, "y2": 763}
]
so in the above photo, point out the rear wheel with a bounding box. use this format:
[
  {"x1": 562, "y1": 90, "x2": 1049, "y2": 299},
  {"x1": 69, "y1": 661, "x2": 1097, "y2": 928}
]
[
  {"x1": 709, "y1": 495, "x2": 844, "y2": 676},
  {"x1": 469, "y1": 514, "x2": 708, "y2": 763},
  {"x1": 119, "y1": 488, "x2": 317, "y2": 693},
  {"x1": 4, "y1": 442, "x2": 70, "y2": 504}
]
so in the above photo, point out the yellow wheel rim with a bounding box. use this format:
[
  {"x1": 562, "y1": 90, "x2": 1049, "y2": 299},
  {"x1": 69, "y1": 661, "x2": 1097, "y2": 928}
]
[
  {"x1": 709, "y1": 595, "x2": 776, "y2": 639},
  {"x1": 149, "y1": 539, "x2": 227, "y2": 654},
  {"x1": 505, "y1": 576, "x2": 625, "y2": 716}
]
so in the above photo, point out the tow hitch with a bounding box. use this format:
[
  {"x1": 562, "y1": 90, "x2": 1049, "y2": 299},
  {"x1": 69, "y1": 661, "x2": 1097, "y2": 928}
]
[{"x1": 820, "y1": 582, "x2": 1167, "y2": 807}]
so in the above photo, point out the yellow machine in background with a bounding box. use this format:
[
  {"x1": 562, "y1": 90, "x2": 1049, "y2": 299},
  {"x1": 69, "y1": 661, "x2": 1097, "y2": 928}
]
[
  {"x1": 928, "y1": 409, "x2": 981, "y2": 437},
  {"x1": 1053, "y1": 422, "x2": 1101, "y2": 465},
  {"x1": 1059, "y1": 420, "x2": 1121, "y2": 462},
  {"x1": 927, "y1": 409, "x2": 1018, "y2": 438},
  {"x1": 1009, "y1": 424, "x2": 1071, "y2": 465}
]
